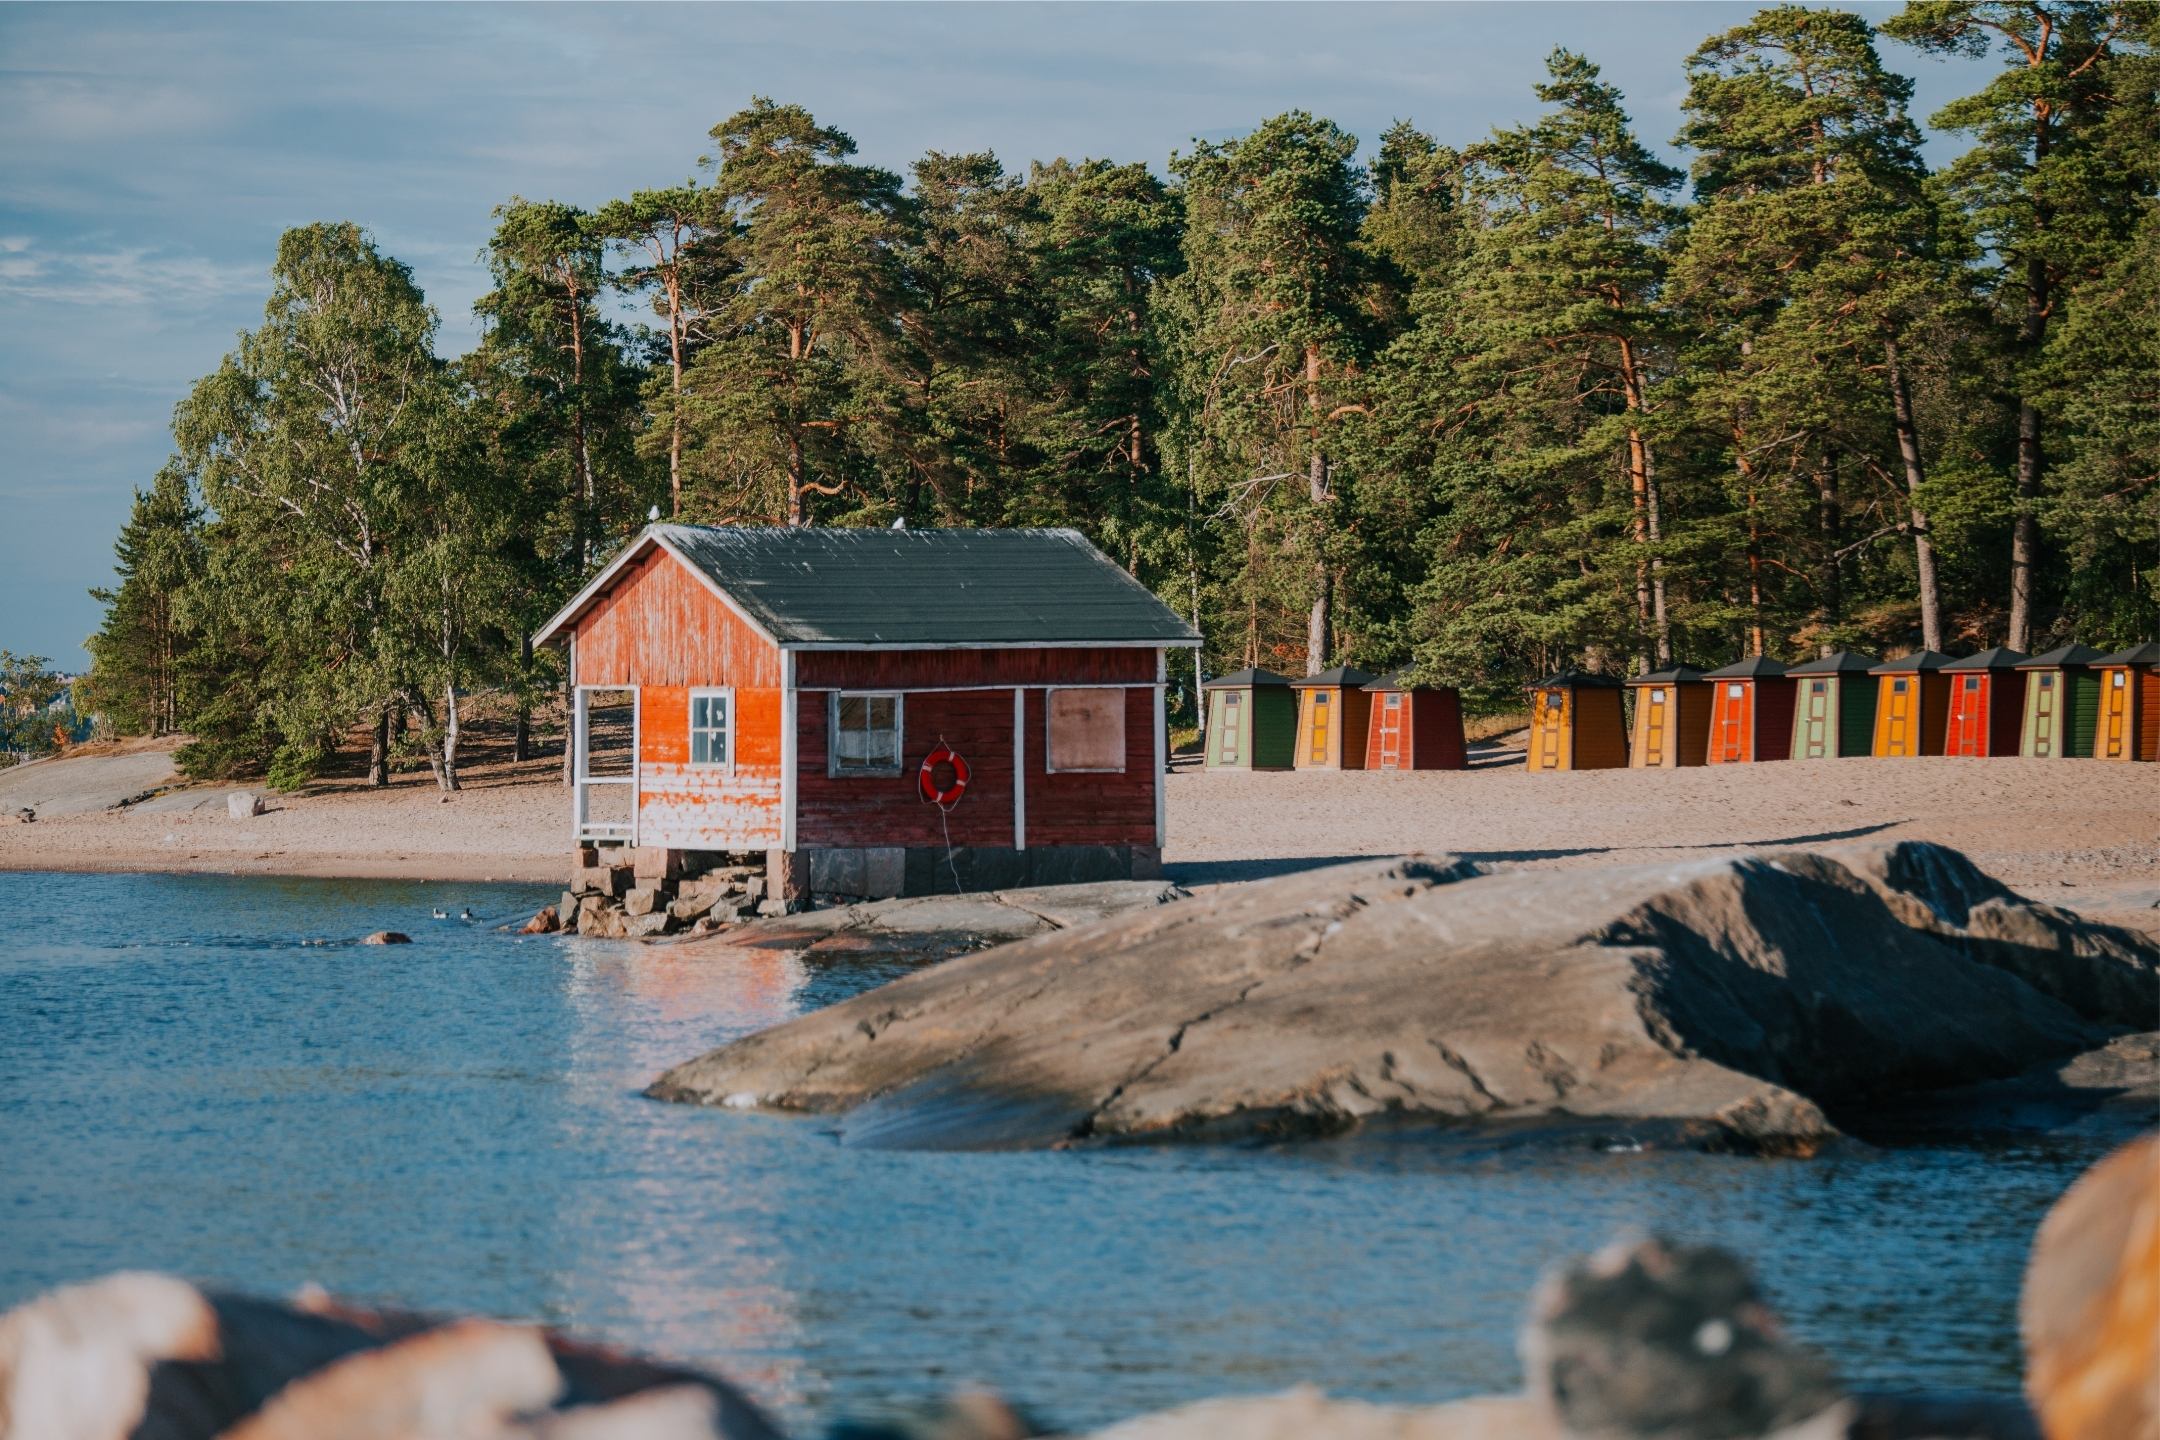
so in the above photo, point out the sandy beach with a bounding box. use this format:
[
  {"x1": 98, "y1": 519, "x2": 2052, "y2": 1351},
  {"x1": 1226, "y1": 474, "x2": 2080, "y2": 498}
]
[{"x1": 4, "y1": 737, "x2": 2155, "y2": 929}]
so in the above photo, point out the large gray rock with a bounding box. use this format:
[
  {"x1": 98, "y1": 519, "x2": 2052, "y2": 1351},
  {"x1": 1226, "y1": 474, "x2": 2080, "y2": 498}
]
[{"x1": 649, "y1": 844, "x2": 2157, "y2": 1153}]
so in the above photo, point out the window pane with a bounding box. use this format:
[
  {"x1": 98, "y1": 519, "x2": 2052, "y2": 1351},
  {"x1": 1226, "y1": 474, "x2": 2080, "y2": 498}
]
[
  {"x1": 1048, "y1": 688, "x2": 1125, "y2": 771},
  {"x1": 838, "y1": 696, "x2": 870, "y2": 731}
]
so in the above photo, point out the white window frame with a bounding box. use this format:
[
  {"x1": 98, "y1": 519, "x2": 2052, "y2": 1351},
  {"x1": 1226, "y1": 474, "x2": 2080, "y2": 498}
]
[
  {"x1": 1044, "y1": 685, "x2": 1129, "y2": 774},
  {"x1": 688, "y1": 686, "x2": 735, "y2": 772},
  {"x1": 828, "y1": 690, "x2": 905, "y2": 777}
]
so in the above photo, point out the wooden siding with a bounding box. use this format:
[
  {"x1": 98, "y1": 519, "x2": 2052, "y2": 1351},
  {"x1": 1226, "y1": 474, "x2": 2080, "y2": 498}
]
[
  {"x1": 1529, "y1": 686, "x2": 1627, "y2": 771},
  {"x1": 1946, "y1": 671, "x2": 2026, "y2": 757},
  {"x1": 572, "y1": 547, "x2": 785, "y2": 848},
  {"x1": 1629, "y1": 683, "x2": 1710, "y2": 768},
  {"x1": 1707, "y1": 678, "x2": 1794, "y2": 764},
  {"x1": 795, "y1": 646, "x2": 1157, "y2": 690},
  {"x1": 1873, "y1": 672, "x2": 1950, "y2": 757},
  {"x1": 1294, "y1": 686, "x2": 1374, "y2": 769},
  {"x1": 1411, "y1": 691, "x2": 1469, "y2": 770},
  {"x1": 794, "y1": 685, "x2": 1158, "y2": 849}
]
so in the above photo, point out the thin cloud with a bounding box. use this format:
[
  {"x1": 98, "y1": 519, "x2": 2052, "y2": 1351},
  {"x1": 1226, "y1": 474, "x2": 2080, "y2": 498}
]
[{"x1": 0, "y1": 239, "x2": 260, "y2": 309}]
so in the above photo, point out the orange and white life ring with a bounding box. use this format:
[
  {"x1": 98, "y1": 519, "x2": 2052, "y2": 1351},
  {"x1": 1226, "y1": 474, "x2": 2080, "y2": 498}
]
[{"x1": 918, "y1": 744, "x2": 970, "y2": 809}]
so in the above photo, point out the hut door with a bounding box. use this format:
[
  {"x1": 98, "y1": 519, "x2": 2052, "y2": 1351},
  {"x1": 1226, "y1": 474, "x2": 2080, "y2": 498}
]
[
  {"x1": 1308, "y1": 690, "x2": 1332, "y2": 765},
  {"x1": 1642, "y1": 689, "x2": 1668, "y2": 764},
  {"x1": 2030, "y1": 674, "x2": 2057, "y2": 757},
  {"x1": 1533, "y1": 688, "x2": 1568, "y2": 770},
  {"x1": 2099, "y1": 671, "x2": 2130, "y2": 758},
  {"x1": 1377, "y1": 693, "x2": 1403, "y2": 768},
  {"x1": 1715, "y1": 683, "x2": 1748, "y2": 762},
  {"x1": 1217, "y1": 691, "x2": 1242, "y2": 766},
  {"x1": 1799, "y1": 680, "x2": 1830, "y2": 757},
  {"x1": 573, "y1": 686, "x2": 639, "y2": 843},
  {"x1": 1884, "y1": 678, "x2": 1912, "y2": 754},
  {"x1": 1950, "y1": 675, "x2": 1985, "y2": 754}
]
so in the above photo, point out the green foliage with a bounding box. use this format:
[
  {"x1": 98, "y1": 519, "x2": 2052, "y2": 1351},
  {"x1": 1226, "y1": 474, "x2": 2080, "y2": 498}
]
[
  {"x1": 85, "y1": 14, "x2": 2159, "y2": 783},
  {"x1": 0, "y1": 651, "x2": 65, "y2": 759}
]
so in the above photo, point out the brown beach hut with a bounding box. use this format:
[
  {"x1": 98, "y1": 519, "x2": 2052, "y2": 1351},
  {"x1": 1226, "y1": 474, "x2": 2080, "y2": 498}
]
[
  {"x1": 1704, "y1": 657, "x2": 1795, "y2": 764},
  {"x1": 1625, "y1": 666, "x2": 1711, "y2": 768},
  {"x1": 1292, "y1": 666, "x2": 1378, "y2": 770},
  {"x1": 1787, "y1": 652, "x2": 1879, "y2": 759},
  {"x1": 1362, "y1": 673, "x2": 1468, "y2": 771},
  {"x1": 2093, "y1": 642, "x2": 2160, "y2": 762},
  {"x1": 1871, "y1": 651, "x2": 1956, "y2": 757},
  {"x1": 1942, "y1": 648, "x2": 2028, "y2": 758},
  {"x1": 1202, "y1": 668, "x2": 1297, "y2": 771},
  {"x1": 1526, "y1": 671, "x2": 1627, "y2": 772},
  {"x1": 2017, "y1": 644, "x2": 2105, "y2": 759}
]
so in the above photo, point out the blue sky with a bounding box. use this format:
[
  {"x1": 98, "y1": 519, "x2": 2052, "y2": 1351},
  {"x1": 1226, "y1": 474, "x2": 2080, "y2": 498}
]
[{"x1": 0, "y1": 2, "x2": 1994, "y2": 669}]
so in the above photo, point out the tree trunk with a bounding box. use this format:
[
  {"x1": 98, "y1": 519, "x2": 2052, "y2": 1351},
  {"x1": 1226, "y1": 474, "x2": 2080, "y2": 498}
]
[
  {"x1": 2008, "y1": 396, "x2": 2042, "y2": 651},
  {"x1": 787, "y1": 433, "x2": 806, "y2": 527},
  {"x1": 366, "y1": 707, "x2": 390, "y2": 789},
  {"x1": 1817, "y1": 445, "x2": 1842, "y2": 636},
  {"x1": 666, "y1": 274, "x2": 685, "y2": 519},
  {"x1": 441, "y1": 682, "x2": 461, "y2": 793},
  {"x1": 1885, "y1": 340, "x2": 1943, "y2": 652},
  {"x1": 1642, "y1": 435, "x2": 1670, "y2": 665},
  {"x1": 1307, "y1": 448, "x2": 1331, "y2": 675}
]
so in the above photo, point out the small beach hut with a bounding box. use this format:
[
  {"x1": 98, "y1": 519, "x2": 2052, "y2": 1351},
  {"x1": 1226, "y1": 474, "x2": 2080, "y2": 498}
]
[
  {"x1": 1291, "y1": 666, "x2": 1379, "y2": 770},
  {"x1": 1362, "y1": 673, "x2": 1468, "y2": 771},
  {"x1": 2093, "y1": 642, "x2": 2160, "y2": 762},
  {"x1": 1786, "y1": 652, "x2": 1880, "y2": 759},
  {"x1": 1871, "y1": 651, "x2": 1956, "y2": 757},
  {"x1": 1942, "y1": 648, "x2": 2029, "y2": 758},
  {"x1": 1704, "y1": 657, "x2": 1795, "y2": 764},
  {"x1": 1625, "y1": 666, "x2": 1711, "y2": 768},
  {"x1": 1202, "y1": 668, "x2": 1297, "y2": 771},
  {"x1": 1525, "y1": 671, "x2": 1627, "y2": 772},
  {"x1": 2017, "y1": 644, "x2": 2105, "y2": 759}
]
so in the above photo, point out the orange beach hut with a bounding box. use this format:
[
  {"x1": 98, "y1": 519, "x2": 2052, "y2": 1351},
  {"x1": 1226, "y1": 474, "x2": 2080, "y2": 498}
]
[
  {"x1": 1526, "y1": 671, "x2": 1627, "y2": 771},
  {"x1": 1704, "y1": 656, "x2": 1795, "y2": 764},
  {"x1": 1362, "y1": 674, "x2": 1468, "y2": 771},
  {"x1": 1871, "y1": 651, "x2": 1956, "y2": 757},
  {"x1": 2093, "y1": 642, "x2": 2160, "y2": 761},
  {"x1": 1291, "y1": 666, "x2": 1378, "y2": 770},
  {"x1": 1942, "y1": 647, "x2": 2028, "y2": 758},
  {"x1": 1625, "y1": 666, "x2": 1711, "y2": 768}
]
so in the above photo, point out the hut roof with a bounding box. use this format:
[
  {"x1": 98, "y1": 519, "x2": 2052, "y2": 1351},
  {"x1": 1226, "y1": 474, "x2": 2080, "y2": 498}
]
[
  {"x1": 2095, "y1": 642, "x2": 2160, "y2": 667},
  {"x1": 1363, "y1": 671, "x2": 1430, "y2": 692},
  {"x1": 1786, "y1": 651, "x2": 1880, "y2": 675},
  {"x1": 1290, "y1": 665, "x2": 1379, "y2": 689},
  {"x1": 1942, "y1": 646, "x2": 2029, "y2": 671},
  {"x1": 1626, "y1": 665, "x2": 1708, "y2": 686},
  {"x1": 1704, "y1": 656, "x2": 1790, "y2": 679},
  {"x1": 1870, "y1": 650, "x2": 1957, "y2": 674},
  {"x1": 1527, "y1": 670, "x2": 1623, "y2": 690},
  {"x1": 536, "y1": 524, "x2": 1201, "y2": 650},
  {"x1": 1204, "y1": 667, "x2": 1292, "y2": 689},
  {"x1": 2017, "y1": 643, "x2": 2106, "y2": 669}
]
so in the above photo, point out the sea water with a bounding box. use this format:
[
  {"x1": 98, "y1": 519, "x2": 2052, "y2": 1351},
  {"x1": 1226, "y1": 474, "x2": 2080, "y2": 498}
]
[{"x1": 0, "y1": 870, "x2": 2104, "y2": 1431}]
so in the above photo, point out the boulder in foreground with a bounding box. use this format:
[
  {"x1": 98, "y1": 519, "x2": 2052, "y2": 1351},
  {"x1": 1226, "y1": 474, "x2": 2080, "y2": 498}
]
[{"x1": 650, "y1": 843, "x2": 2157, "y2": 1153}]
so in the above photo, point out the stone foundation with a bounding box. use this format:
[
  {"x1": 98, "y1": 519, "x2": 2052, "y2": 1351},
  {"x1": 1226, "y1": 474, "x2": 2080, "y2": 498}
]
[{"x1": 810, "y1": 843, "x2": 1161, "y2": 901}]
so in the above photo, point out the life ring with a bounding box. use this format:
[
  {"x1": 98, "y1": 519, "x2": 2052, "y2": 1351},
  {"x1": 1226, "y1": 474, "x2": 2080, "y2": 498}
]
[{"x1": 918, "y1": 744, "x2": 970, "y2": 809}]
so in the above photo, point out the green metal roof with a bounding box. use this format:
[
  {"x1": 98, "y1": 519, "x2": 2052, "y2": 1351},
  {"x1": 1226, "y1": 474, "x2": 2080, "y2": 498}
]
[
  {"x1": 1942, "y1": 646, "x2": 2028, "y2": 671},
  {"x1": 1290, "y1": 665, "x2": 1379, "y2": 689},
  {"x1": 540, "y1": 524, "x2": 1201, "y2": 648},
  {"x1": 1704, "y1": 656, "x2": 1790, "y2": 679},
  {"x1": 2096, "y1": 642, "x2": 2160, "y2": 667},
  {"x1": 1786, "y1": 651, "x2": 1879, "y2": 675},
  {"x1": 1204, "y1": 667, "x2": 1293, "y2": 689},
  {"x1": 2018, "y1": 643, "x2": 2105, "y2": 669},
  {"x1": 1870, "y1": 650, "x2": 1957, "y2": 673},
  {"x1": 1627, "y1": 665, "x2": 1709, "y2": 686}
]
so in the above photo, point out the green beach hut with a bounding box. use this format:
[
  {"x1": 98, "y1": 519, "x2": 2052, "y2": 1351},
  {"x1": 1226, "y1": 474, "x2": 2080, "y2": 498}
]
[
  {"x1": 1785, "y1": 652, "x2": 1879, "y2": 759},
  {"x1": 2016, "y1": 645, "x2": 2104, "y2": 759},
  {"x1": 1202, "y1": 668, "x2": 1297, "y2": 771}
]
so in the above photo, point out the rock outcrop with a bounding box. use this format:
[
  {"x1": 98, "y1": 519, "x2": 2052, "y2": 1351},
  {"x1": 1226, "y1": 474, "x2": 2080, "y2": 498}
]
[
  {"x1": 650, "y1": 843, "x2": 2157, "y2": 1153},
  {"x1": 0, "y1": 1276, "x2": 781, "y2": 1440}
]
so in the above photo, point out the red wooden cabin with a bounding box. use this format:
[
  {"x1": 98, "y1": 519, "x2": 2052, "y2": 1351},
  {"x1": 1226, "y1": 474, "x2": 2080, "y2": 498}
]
[
  {"x1": 1361, "y1": 674, "x2": 1467, "y2": 771},
  {"x1": 1942, "y1": 647, "x2": 2028, "y2": 757},
  {"x1": 1704, "y1": 657, "x2": 1795, "y2": 764},
  {"x1": 535, "y1": 525, "x2": 1200, "y2": 898}
]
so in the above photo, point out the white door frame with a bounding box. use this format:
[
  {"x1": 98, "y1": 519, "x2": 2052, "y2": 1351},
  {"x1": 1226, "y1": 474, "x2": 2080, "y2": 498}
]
[{"x1": 572, "y1": 684, "x2": 639, "y2": 845}]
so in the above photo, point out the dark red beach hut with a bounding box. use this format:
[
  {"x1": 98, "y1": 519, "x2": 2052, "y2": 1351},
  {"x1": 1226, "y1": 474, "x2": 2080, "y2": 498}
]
[
  {"x1": 1361, "y1": 674, "x2": 1467, "y2": 771},
  {"x1": 1942, "y1": 647, "x2": 2029, "y2": 758},
  {"x1": 1704, "y1": 656, "x2": 1795, "y2": 764}
]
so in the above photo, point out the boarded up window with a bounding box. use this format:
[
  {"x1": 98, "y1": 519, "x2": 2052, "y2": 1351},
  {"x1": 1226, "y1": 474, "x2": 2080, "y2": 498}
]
[
  {"x1": 831, "y1": 692, "x2": 903, "y2": 775},
  {"x1": 1047, "y1": 687, "x2": 1126, "y2": 772}
]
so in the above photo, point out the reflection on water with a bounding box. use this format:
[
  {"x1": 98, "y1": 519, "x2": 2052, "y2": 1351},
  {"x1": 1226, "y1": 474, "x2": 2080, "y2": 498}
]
[{"x1": 0, "y1": 871, "x2": 2100, "y2": 1431}]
